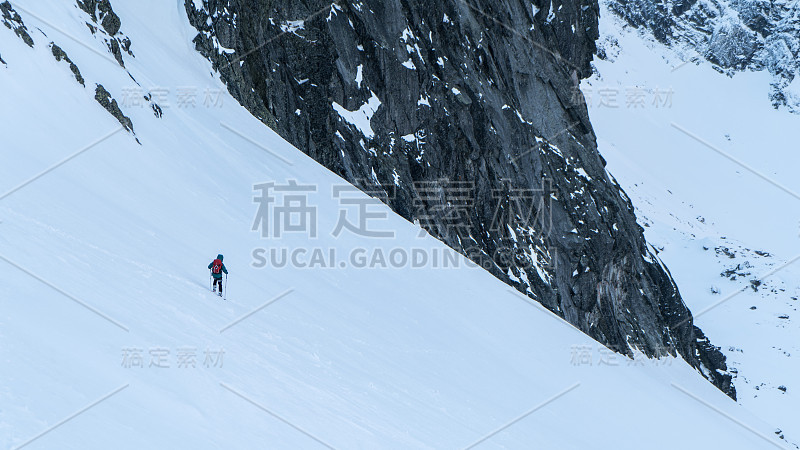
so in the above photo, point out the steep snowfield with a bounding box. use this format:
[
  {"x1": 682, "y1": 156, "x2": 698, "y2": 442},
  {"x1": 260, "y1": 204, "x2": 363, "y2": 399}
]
[
  {"x1": 587, "y1": 3, "x2": 800, "y2": 447},
  {"x1": 0, "y1": 1, "x2": 789, "y2": 448}
]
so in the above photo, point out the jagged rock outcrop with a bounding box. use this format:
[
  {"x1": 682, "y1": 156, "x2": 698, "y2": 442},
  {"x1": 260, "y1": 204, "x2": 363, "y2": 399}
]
[
  {"x1": 2, "y1": 1, "x2": 139, "y2": 133},
  {"x1": 1, "y1": 0, "x2": 34, "y2": 47},
  {"x1": 51, "y1": 43, "x2": 85, "y2": 86},
  {"x1": 185, "y1": 0, "x2": 734, "y2": 397},
  {"x1": 77, "y1": 0, "x2": 133, "y2": 67},
  {"x1": 607, "y1": 0, "x2": 800, "y2": 111},
  {"x1": 95, "y1": 84, "x2": 133, "y2": 132}
]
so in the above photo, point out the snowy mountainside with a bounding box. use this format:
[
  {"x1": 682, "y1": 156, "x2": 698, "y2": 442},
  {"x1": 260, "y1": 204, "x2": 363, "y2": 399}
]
[
  {"x1": 184, "y1": 0, "x2": 737, "y2": 394},
  {"x1": 0, "y1": 0, "x2": 791, "y2": 448},
  {"x1": 607, "y1": 0, "x2": 800, "y2": 111},
  {"x1": 586, "y1": 3, "x2": 800, "y2": 446}
]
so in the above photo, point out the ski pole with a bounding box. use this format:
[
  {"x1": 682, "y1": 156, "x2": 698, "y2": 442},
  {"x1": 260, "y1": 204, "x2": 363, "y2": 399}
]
[{"x1": 224, "y1": 273, "x2": 228, "y2": 301}]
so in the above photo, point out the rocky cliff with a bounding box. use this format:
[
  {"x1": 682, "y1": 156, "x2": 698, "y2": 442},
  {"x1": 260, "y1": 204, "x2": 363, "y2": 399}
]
[{"x1": 185, "y1": 0, "x2": 734, "y2": 397}]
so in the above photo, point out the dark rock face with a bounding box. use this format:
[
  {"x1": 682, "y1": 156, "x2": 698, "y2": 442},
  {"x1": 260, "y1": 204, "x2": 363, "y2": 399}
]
[
  {"x1": 186, "y1": 0, "x2": 734, "y2": 397},
  {"x1": 607, "y1": 0, "x2": 800, "y2": 111}
]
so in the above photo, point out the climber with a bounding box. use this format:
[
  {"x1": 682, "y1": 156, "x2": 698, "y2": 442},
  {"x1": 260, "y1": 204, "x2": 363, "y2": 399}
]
[{"x1": 208, "y1": 254, "x2": 228, "y2": 296}]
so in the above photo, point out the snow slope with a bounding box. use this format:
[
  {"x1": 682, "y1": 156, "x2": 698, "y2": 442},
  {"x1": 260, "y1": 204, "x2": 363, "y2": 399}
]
[
  {"x1": 586, "y1": 3, "x2": 800, "y2": 446},
  {"x1": 0, "y1": 0, "x2": 790, "y2": 448}
]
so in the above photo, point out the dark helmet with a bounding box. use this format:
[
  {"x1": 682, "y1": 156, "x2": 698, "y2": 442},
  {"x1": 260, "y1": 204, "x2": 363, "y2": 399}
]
[{"x1": 217, "y1": 254, "x2": 224, "y2": 261}]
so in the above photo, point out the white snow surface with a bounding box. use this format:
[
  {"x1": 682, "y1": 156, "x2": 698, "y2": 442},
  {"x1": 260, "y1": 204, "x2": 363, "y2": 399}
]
[
  {"x1": 332, "y1": 91, "x2": 381, "y2": 140},
  {"x1": 0, "y1": 1, "x2": 790, "y2": 449}
]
